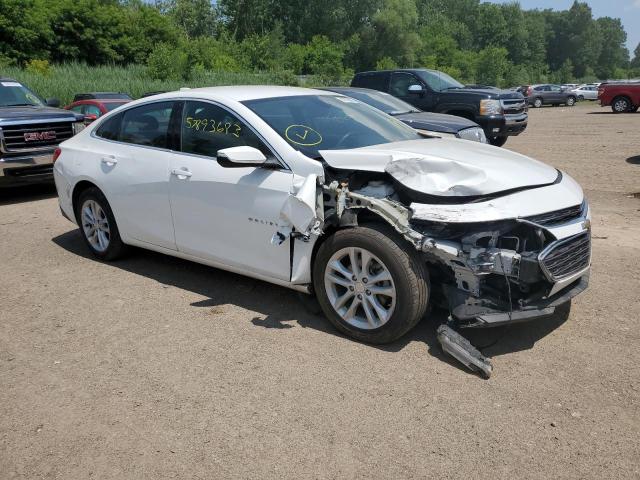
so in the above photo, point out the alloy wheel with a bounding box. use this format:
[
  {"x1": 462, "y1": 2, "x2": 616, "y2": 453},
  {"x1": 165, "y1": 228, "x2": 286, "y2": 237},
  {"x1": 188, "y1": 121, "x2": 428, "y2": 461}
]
[
  {"x1": 81, "y1": 199, "x2": 110, "y2": 252},
  {"x1": 614, "y1": 98, "x2": 629, "y2": 112},
  {"x1": 324, "y1": 247, "x2": 396, "y2": 330}
]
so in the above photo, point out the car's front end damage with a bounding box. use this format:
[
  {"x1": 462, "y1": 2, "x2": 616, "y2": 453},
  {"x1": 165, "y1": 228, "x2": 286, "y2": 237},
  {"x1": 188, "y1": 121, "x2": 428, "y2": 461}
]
[
  {"x1": 276, "y1": 138, "x2": 591, "y2": 377},
  {"x1": 321, "y1": 178, "x2": 590, "y2": 329}
]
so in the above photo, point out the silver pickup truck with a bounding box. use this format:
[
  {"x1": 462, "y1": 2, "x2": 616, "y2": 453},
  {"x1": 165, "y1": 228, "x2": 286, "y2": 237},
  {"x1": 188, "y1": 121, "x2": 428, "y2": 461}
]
[{"x1": 0, "y1": 78, "x2": 84, "y2": 187}]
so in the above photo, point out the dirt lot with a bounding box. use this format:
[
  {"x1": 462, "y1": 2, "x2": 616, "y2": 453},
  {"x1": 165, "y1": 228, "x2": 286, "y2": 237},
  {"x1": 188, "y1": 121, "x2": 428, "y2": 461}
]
[{"x1": 1, "y1": 104, "x2": 639, "y2": 479}]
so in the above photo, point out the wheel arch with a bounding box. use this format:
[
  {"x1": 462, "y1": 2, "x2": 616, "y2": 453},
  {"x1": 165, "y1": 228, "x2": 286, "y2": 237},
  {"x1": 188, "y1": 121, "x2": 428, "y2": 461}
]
[
  {"x1": 71, "y1": 180, "x2": 100, "y2": 220},
  {"x1": 309, "y1": 209, "x2": 415, "y2": 288}
]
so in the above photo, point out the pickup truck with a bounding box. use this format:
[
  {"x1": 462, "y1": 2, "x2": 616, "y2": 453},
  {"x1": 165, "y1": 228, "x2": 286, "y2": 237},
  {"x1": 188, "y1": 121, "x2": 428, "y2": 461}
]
[
  {"x1": 598, "y1": 82, "x2": 640, "y2": 113},
  {"x1": 0, "y1": 78, "x2": 84, "y2": 187},
  {"x1": 351, "y1": 69, "x2": 528, "y2": 147}
]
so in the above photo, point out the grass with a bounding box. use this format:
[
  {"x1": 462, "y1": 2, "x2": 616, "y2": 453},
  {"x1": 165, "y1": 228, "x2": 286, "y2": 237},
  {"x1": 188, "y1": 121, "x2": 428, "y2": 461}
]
[{"x1": 0, "y1": 63, "x2": 340, "y2": 105}]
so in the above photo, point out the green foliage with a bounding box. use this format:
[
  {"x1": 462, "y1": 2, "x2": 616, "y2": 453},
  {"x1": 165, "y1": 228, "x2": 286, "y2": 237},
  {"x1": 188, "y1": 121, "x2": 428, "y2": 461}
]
[
  {"x1": 0, "y1": 0, "x2": 635, "y2": 88},
  {"x1": 1, "y1": 63, "x2": 335, "y2": 105},
  {"x1": 147, "y1": 43, "x2": 190, "y2": 81},
  {"x1": 376, "y1": 57, "x2": 398, "y2": 71},
  {"x1": 25, "y1": 59, "x2": 51, "y2": 76}
]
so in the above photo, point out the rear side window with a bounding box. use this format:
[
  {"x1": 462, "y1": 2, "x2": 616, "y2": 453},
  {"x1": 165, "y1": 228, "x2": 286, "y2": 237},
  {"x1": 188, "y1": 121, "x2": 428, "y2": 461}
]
[
  {"x1": 180, "y1": 101, "x2": 272, "y2": 158},
  {"x1": 352, "y1": 72, "x2": 390, "y2": 92},
  {"x1": 95, "y1": 113, "x2": 122, "y2": 141},
  {"x1": 120, "y1": 102, "x2": 174, "y2": 148}
]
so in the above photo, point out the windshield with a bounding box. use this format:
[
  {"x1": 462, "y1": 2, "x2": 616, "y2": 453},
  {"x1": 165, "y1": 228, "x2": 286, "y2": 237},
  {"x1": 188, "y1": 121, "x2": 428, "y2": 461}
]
[
  {"x1": 243, "y1": 95, "x2": 421, "y2": 158},
  {"x1": 333, "y1": 89, "x2": 418, "y2": 115},
  {"x1": 416, "y1": 70, "x2": 464, "y2": 92},
  {"x1": 0, "y1": 81, "x2": 45, "y2": 107}
]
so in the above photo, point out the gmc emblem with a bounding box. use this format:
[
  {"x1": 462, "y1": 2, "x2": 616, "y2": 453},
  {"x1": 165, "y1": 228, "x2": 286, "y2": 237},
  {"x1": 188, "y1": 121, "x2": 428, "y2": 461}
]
[{"x1": 24, "y1": 131, "x2": 56, "y2": 142}]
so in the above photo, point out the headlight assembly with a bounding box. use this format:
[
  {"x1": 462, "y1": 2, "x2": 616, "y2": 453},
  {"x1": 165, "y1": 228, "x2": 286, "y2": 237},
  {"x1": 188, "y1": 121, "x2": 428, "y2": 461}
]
[
  {"x1": 456, "y1": 127, "x2": 487, "y2": 143},
  {"x1": 479, "y1": 99, "x2": 502, "y2": 116},
  {"x1": 72, "y1": 121, "x2": 85, "y2": 135}
]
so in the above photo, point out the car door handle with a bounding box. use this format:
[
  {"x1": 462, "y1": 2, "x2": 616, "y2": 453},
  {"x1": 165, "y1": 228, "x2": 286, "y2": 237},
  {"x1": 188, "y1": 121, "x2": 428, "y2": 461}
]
[
  {"x1": 171, "y1": 168, "x2": 192, "y2": 178},
  {"x1": 101, "y1": 155, "x2": 118, "y2": 165}
]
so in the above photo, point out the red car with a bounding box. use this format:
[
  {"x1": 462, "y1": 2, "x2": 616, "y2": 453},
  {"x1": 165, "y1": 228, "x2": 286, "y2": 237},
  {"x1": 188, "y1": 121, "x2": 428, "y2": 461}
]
[
  {"x1": 598, "y1": 83, "x2": 640, "y2": 113},
  {"x1": 64, "y1": 98, "x2": 131, "y2": 123}
]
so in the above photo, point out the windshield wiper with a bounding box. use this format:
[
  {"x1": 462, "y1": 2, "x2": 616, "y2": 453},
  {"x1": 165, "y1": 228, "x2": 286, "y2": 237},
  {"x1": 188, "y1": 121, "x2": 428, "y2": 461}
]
[{"x1": 5, "y1": 103, "x2": 38, "y2": 107}]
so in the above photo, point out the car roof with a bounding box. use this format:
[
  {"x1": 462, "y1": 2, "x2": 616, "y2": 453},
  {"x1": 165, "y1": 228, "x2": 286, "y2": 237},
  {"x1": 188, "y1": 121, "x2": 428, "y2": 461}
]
[{"x1": 135, "y1": 85, "x2": 339, "y2": 103}]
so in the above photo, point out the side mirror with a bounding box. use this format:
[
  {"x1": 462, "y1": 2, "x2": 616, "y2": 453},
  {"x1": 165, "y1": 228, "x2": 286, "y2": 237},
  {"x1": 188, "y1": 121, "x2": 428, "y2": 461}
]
[
  {"x1": 217, "y1": 146, "x2": 267, "y2": 168},
  {"x1": 46, "y1": 98, "x2": 60, "y2": 108},
  {"x1": 408, "y1": 84, "x2": 424, "y2": 94}
]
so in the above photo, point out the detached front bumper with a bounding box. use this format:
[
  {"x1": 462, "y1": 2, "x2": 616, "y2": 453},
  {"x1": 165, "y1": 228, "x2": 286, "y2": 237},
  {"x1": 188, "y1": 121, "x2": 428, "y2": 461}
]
[
  {"x1": 0, "y1": 151, "x2": 55, "y2": 186},
  {"x1": 445, "y1": 273, "x2": 589, "y2": 328}
]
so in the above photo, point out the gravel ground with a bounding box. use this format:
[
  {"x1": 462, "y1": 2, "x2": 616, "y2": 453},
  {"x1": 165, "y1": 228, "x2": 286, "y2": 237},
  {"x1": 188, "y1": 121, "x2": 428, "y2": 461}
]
[{"x1": 1, "y1": 104, "x2": 639, "y2": 479}]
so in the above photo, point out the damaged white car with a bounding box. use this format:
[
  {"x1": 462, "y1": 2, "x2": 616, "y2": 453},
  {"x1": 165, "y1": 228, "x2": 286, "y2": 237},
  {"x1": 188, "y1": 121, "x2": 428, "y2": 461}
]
[{"x1": 54, "y1": 86, "x2": 590, "y2": 368}]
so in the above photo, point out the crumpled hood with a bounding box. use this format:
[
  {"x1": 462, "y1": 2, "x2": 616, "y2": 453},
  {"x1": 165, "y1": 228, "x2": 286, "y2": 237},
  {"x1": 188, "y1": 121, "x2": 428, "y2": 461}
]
[{"x1": 320, "y1": 138, "x2": 559, "y2": 198}]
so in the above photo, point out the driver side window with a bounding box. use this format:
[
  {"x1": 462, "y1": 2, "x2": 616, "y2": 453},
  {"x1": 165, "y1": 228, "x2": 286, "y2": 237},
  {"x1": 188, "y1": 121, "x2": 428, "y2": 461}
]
[
  {"x1": 389, "y1": 73, "x2": 421, "y2": 97},
  {"x1": 181, "y1": 101, "x2": 272, "y2": 159}
]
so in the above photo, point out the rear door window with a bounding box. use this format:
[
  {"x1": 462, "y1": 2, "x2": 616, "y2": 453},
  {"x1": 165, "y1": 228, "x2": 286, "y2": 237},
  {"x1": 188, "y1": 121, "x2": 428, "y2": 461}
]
[{"x1": 120, "y1": 102, "x2": 174, "y2": 148}]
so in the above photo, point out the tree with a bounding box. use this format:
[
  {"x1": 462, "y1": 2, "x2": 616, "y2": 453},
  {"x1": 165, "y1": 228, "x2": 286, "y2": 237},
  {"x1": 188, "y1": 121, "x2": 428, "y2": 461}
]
[
  {"x1": 163, "y1": 0, "x2": 218, "y2": 38},
  {"x1": 594, "y1": 17, "x2": 628, "y2": 79}
]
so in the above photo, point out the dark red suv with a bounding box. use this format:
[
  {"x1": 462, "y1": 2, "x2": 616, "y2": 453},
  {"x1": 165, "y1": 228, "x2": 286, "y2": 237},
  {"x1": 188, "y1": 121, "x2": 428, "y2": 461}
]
[{"x1": 598, "y1": 83, "x2": 640, "y2": 113}]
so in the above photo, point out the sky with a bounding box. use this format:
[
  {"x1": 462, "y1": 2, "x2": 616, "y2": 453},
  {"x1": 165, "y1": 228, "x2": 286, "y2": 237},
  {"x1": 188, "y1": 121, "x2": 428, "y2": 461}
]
[{"x1": 490, "y1": 0, "x2": 640, "y2": 55}]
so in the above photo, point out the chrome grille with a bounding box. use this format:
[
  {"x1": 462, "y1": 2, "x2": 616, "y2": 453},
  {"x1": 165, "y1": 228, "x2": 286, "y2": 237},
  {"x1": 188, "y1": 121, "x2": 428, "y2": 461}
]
[
  {"x1": 524, "y1": 203, "x2": 584, "y2": 226},
  {"x1": 539, "y1": 232, "x2": 591, "y2": 281},
  {"x1": 0, "y1": 122, "x2": 73, "y2": 152},
  {"x1": 501, "y1": 99, "x2": 526, "y2": 114}
]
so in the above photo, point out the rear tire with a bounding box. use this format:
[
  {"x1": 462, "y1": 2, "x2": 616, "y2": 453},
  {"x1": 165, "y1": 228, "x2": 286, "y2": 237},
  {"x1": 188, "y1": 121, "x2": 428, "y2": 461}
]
[
  {"x1": 533, "y1": 97, "x2": 543, "y2": 108},
  {"x1": 612, "y1": 96, "x2": 631, "y2": 113},
  {"x1": 75, "y1": 187, "x2": 127, "y2": 261},
  {"x1": 313, "y1": 224, "x2": 429, "y2": 344},
  {"x1": 566, "y1": 96, "x2": 576, "y2": 106}
]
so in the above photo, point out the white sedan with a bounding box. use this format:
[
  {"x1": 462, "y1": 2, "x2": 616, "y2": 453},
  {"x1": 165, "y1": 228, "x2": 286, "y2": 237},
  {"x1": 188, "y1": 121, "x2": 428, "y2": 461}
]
[
  {"x1": 571, "y1": 85, "x2": 599, "y2": 100},
  {"x1": 54, "y1": 86, "x2": 591, "y2": 348}
]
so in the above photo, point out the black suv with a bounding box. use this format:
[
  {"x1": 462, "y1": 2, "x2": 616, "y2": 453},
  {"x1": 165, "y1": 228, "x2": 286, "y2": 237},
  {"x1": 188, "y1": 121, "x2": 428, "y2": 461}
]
[
  {"x1": 0, "y1": 78, "x2": 84, "y2": 186},
  {"x1": 351, "y1": 69, "x2": 528, "y2": 147}
]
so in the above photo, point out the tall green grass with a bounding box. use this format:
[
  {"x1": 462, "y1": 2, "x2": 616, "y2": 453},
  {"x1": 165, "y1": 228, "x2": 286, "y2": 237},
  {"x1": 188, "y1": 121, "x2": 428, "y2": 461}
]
[{"x1": 1, "y1": 63, "x2": 338, "y2": 105}]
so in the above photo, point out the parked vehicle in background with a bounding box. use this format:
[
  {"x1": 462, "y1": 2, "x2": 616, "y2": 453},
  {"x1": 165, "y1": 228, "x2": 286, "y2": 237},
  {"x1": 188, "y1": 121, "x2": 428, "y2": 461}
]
[
  {"x1": 53, "y1": 86, "x2": 590, "y2": 354},
  {"x1": 321, "y1": 87, "x2": 487, "y2": 143},
  {"x1": 598, "y1": 82, "x2": 640, "y2": 113},
  {"x1": 526, "y1": 84, "x2": 577, "y2": 108},
  {"x1": 0, "y1": 78, "x2": 84, "y2": 187},
  {"x1": 73, "y1": 92, "x2": 132, "y2": 102},
  {"x1": 561, "y1": 84, "x2": 579, "y2": 91},
  {"x1": 65, "y1": 98, "x2": 131, "y2": 124},
  {"x1": 571, "y1": 85, "x2": 598, "y2": 101},
  {"x1": 351, "y1": 69, "x2": 527, "y2": 147}
]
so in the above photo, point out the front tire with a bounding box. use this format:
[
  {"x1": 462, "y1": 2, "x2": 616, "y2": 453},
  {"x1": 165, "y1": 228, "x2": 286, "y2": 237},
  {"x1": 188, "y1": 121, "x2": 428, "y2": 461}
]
[
  {"x1": 488, "y1": 136, "x2": 508, "y2": 147},
  {"x1": 76, "y1": 187, "x2": 127, "y2": 261},
  {"x1": 313, "y1": 225, "x2": 429, "y2": 344}
]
